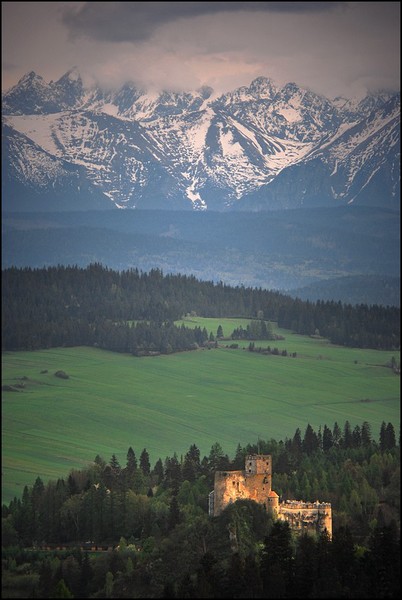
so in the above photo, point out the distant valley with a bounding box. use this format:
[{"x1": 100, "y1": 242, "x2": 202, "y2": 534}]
[{"x1": 2, "y1": 207, "x2": 400, "y2": 306}]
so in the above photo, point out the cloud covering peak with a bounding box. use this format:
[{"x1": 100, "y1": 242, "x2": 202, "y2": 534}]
[{"x1": 2, "y1": 2, "x2": 400, "y2": 99}]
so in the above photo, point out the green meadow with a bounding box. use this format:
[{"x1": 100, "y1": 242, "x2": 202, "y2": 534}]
[{"x1": 2, "y1": 319, "x2": 400, "y2": 504}]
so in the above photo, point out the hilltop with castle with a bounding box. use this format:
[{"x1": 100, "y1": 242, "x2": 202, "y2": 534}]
[{"x1": 208, "y1": 454, "x2": 332, "y2": 538}]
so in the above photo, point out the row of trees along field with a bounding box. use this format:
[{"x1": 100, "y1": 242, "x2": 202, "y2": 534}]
[
  {"x1": 2, "y1": 264, "x2": 400, "y2": 352},
  {"x1": 2, "y1": 420, "x2": 399, "y2": 598}
]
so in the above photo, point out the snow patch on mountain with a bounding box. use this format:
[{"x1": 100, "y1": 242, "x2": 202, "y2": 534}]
[
  {"x1": 276, "y1": 106, "x2": 302, "y2": 123},
  {"x1": 101, "y1": 103, "x2": 120, "y2": 117}
]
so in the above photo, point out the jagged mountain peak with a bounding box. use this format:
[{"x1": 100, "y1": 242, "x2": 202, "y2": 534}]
[
  {"x1": 249, "y1": 76, "x2": 278, "y2": 97},
  {"x1": 54, "y1": 67, "x2": 84, "y2": 108},
  {"x1": 214, "y1": 76, "x2": 278, "y2": 106},
  {"x1": 197, "y1": 85, "x2": 214, "y2": 100},
  {"x1": 357, "y1": 90, "x2": 398, "y2": 117},
  {"x1": 17, "y1": 70, "x2": 43, "y2": 84},
  {"x1": 10, "y1": 71, "x2": 50, "y2": 95},
  {"x1": 3, "y1": 71, "x2": 59, "y2": 115},
  {"x1": 55, "y1": 67, "x2": 83, "y2": 88}
]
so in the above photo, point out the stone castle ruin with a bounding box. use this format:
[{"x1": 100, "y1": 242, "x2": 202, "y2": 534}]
[{"x1": 209, "y1": 454, "x2": 332, "y2": 538}]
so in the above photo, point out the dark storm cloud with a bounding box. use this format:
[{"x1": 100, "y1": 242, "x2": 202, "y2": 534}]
[{"x1": 63, "y1": 1, "x2": 343, "y2": 43}]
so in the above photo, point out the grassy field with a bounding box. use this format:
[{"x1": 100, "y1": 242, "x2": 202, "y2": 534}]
[{"x1": 2, "y1": 319, "x2": 400, "y2": 504}]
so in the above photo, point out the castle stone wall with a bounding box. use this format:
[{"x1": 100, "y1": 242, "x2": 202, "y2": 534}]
[
  {"x1": 277, "y1": 500, "x2": 332, "y2": 538},
  {"x1": 210, "y1": 454, "x2": 332, "y2": 538}
]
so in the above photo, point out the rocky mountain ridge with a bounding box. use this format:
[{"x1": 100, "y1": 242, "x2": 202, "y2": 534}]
[{"x1": 2, "y1": 69, "x2": 400, "y2": 211}]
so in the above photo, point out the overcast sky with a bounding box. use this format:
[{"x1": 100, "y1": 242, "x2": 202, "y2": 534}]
[{"x1": 2, "y1": 1, "x2": 400, "y2": 99}]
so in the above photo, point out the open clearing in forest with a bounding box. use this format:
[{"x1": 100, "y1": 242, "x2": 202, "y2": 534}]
[{"x1": 2, "y1": 318, "x2": 400, "y2": 504}]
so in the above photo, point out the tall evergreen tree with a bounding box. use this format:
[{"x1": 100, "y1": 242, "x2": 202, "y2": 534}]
[
  {"x1": 322, "y1": 424, "x2": 333, "y2": 452},
  {"x1": 126, "y1": 447, "x2": 137, "y2": 472},
  {"x1": 361, "y1": 421, "x2": 372, "y2": 447},
  {"x1": 208, "y1": 442, "x2": 229, "y2": 471},
  {"x1": 291, "y1": 427, "x2": 303, "y2": 459},
  {"x1": 303, "y1": 424, "x2": 319, "y2": 455},
  {"x1": 385, "y1": 423, "x2": 396, "y2": 451},
  {"x1": 343, "y1": 421, "x2": 353, "y2": 449},
  {"x1": 182, "y1": 444, "x2": 201, "y2": 482},
  {"x1": 352, "y1": 424, "x2": 362, "y2": 448},
  {"x1": 164, "y1": 454, "x2": 182, "y2": 492},
  {"x1": 139, "y1": 448, "x2": 151, "y2": 476},
  {"x1": 333, "y1": 422, "x2": 342, "y2": 447},
  {"x1": 152, "y1": 458, "x2": 164, "y2": 485}
]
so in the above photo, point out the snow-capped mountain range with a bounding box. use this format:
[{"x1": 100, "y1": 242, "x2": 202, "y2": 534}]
[{"x1": 2, "y1": 68, "x2": 400, "y2": 211}]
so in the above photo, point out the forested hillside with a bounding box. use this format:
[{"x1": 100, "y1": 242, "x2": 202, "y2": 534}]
[
  {"x1": 3, "y1": 208, "x2": 400, "y2": 304},
  {"x1": 2, "y1": 264, "x2": 400, "y2": 352},
  {"x1": 2, "y1": 420, "x2": 399, "y2": 598}
]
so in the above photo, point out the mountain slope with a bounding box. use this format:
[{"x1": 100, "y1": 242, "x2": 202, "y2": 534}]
[
  {"x1": 2, "y1": 70, "x2": 400, "y2": 211},
  {"x1": 2, "y1": 124, "x2": 112, "y2": 211},
  {"x1": 289, "y1": 275, "x2": 400, "y2": 308}
]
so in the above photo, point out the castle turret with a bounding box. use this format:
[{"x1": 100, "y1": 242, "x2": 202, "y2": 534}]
[{"x1": 267, "y1": 490, "x2": 279, "y2": 514}]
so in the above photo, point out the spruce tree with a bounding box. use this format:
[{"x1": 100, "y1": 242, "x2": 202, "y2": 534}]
[{"x1": 140, "y1": 448, "x2": 151, "y2": 475}]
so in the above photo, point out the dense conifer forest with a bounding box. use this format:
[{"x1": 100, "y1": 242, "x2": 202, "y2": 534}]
[
  {"x1": 2, "y1": 420, "x2": 400, "y2": 598},
  {"x1": 2, "y1": 264, "x2": 400, "y2": 596},
  {"x1": 2, "y1": 264, "x2": 400, "y2": 353}
]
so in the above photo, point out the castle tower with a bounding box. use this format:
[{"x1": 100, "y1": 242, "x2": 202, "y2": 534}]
[
  {"x1": 242, "y1": 455, "x2": 272, "y2": 509},
  {"x1": 245, "y1": 454, "x2": 272, "y2": 477}
]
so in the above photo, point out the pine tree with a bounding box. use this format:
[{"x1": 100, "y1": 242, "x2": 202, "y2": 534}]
[
  {"x1": 182, "y1": 444, "x2": 201, "y2": 482},
  {"x1": 322, "y1": 424, "x2": 333, "y2": 452},
  {"x1": 140, "y1": 448, "x2": 151, "y2": 475},
  {"x1": 208, "y1": 442, "x2": 229, "y2": 471},
  {"x1": 109, "y1": 454, "x2": 121, "y2": 471},
  {"x1": 152, "y1": 458, "x2": 164, "y2": 485},
  {"x1": 385, "y1": 423, "x2": 396, "y2": 450},
  {"x1": 379, "y1": 421, "x2": 387, "y2": 452},
  {"x1": 303, "y1": 423, "x2": 319, "y2": 455},
  {"x1": 343, "y1": 421, "x2": 353, "y2": 449},
  {"x1": 352, "y1": 424, "x2": 361, "y2": 448},
  {"x1": 126, "y1": 447, "x2": 137, "y2": 472},
  {"x1": 164, "y1": 454, "x2": 182, "y2": 492},
  {"x1": 361, "y1": 421, "x2": 372, "y2": 447},
  {"x1": 291, "y1": 427, "x2": 303, "y2": 459},
  {"x1": 333, "y1": 422, "x2": 342, "y2": 447}
]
